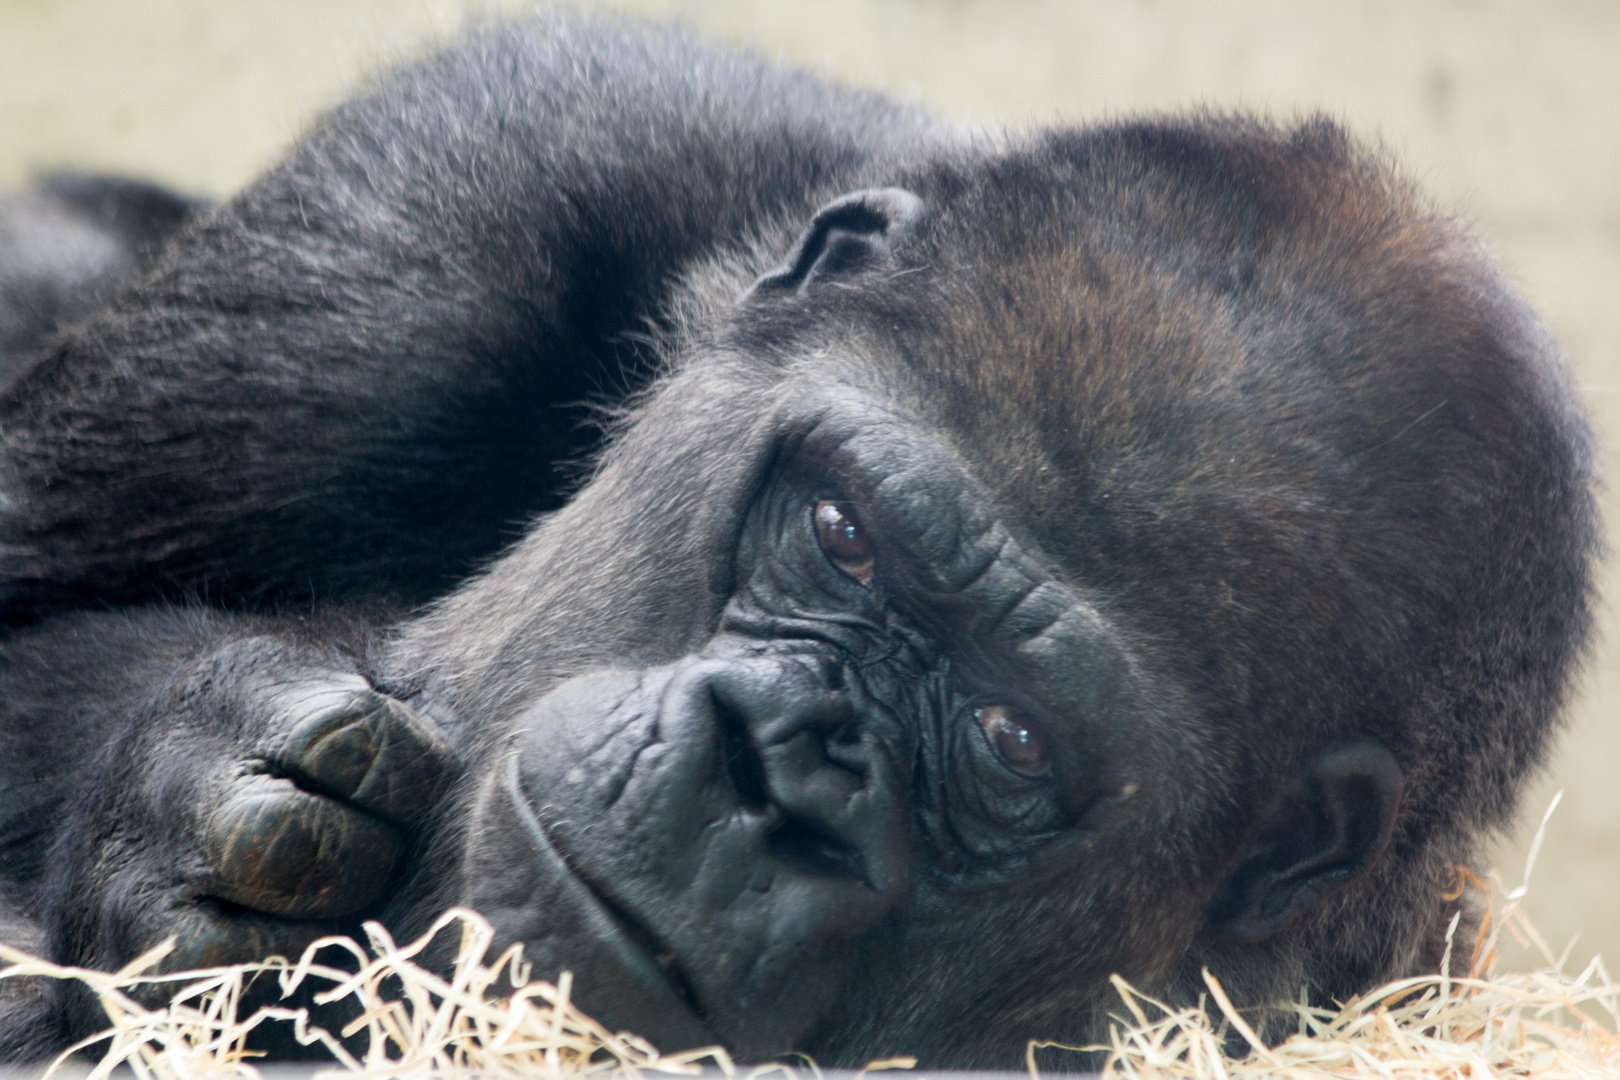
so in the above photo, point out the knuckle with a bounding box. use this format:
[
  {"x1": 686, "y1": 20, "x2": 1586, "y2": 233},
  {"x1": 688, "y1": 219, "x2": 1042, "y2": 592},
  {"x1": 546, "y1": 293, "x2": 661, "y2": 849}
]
[
  {"x1": 200, "y1": 779, "x2": 403, "y2": 918},
  {"x1": 269, "y1": 682, "x2": 452, "y2": 818}
]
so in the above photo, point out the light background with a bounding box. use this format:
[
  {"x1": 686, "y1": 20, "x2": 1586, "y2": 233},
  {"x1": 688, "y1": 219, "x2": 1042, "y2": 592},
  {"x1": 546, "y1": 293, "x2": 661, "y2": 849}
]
[{"x1": 3, "y1": 0, "x2": 1617, "y2": 973}]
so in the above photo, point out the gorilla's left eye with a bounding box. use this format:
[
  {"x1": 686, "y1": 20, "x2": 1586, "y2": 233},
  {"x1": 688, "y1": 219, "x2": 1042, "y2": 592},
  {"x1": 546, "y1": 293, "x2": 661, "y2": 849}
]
[
  {"x1": 976, "y1": 705, "x2": 1052, "y2": 778},
  {"x1": 813, "y1": 500, "x2": 876, "y2": 586}
]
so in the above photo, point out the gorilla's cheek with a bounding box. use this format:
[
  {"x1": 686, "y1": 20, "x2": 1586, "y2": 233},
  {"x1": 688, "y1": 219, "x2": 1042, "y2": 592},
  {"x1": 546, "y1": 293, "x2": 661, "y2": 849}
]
[{"x1": 501, "y1": 650, "x2": 912, "y2": 1053}]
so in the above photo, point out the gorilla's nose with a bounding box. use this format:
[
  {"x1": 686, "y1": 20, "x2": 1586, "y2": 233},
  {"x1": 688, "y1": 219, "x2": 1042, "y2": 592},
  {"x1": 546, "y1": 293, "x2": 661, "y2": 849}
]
[
  {"x1": 706, "y1": 654, "x2": 907, "y2": 894},
  {"x1": 507, "y1": 650, "x2": 911, "y2": 1056}
]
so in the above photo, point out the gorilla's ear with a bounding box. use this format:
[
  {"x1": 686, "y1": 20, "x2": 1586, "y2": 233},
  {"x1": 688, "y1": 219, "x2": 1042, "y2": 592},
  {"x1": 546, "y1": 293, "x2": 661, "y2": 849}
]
[
  {"x1": 744, "y1": 187, "x2": 925, "y2": 300},
  {"x1": 1207, "y1": 740, "x2": 1403, "y2": 943}
]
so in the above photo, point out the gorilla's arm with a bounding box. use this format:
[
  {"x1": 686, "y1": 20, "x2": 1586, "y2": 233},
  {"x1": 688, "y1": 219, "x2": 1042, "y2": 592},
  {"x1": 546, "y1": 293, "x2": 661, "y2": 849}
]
[{"x1": 0, "y1": 15, "x2": 940, "y2": 617}]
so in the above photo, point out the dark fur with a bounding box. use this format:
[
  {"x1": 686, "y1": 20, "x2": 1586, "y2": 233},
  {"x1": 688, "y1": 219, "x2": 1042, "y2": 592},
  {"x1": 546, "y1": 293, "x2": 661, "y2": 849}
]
[{"x1": 0, "y1": 13, "x2": 1598, "y2": 1069}]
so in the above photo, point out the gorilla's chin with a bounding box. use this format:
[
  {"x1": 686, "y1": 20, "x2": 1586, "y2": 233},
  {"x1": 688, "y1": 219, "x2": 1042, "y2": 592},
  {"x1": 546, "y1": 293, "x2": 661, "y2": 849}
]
[{"x1": 465, "y1": 655, "x2": 911, "y2": 1061}]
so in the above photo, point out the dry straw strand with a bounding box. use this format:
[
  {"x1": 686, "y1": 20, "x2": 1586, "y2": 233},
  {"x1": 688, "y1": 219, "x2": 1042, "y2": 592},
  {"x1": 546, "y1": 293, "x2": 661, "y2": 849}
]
[{"x1": 0, "y1": 908, "x2": 734, "y2": 1080}]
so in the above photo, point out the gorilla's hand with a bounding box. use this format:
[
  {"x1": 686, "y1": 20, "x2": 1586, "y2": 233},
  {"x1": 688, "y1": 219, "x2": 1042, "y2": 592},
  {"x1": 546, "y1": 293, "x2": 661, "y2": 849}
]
[
  {"x1": 195, "y1": 681, "x2": 447, "y2": 923},
  {"x1": 41, "y1": 631, "x2": 453, "y2": 980}
]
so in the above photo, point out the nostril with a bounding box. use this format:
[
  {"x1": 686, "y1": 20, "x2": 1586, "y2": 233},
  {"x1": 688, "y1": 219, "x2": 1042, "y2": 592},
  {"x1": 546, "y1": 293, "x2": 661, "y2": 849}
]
[
  {"x1": 716, "y1": 693, "x2": 770, "y2": 810},
  {"x1": 766, "y1": 817, "x2": 871, "y2": 887}
]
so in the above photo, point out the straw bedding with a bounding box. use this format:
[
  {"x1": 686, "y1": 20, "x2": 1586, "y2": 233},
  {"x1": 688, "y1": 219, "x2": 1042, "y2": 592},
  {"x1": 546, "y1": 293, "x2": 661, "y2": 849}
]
[{"x1": 2, "y1": 805, "x2": 1614, "y2": 1080}]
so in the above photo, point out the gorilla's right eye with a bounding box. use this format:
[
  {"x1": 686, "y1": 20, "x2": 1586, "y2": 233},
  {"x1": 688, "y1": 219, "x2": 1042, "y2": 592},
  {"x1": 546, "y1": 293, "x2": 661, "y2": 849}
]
[
  {"x1": 976, "y1": 705, "x2": 1052, "y2": 778},
  {"x1": 812, "y1": 500, "x2": 876, "y2": 586}
]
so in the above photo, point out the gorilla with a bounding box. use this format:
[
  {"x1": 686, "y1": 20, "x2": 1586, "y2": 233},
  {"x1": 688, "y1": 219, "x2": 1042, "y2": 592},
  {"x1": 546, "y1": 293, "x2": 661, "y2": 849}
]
[{"x1": 0, "y1": 12, "x2": 1599, "y2": 1070}]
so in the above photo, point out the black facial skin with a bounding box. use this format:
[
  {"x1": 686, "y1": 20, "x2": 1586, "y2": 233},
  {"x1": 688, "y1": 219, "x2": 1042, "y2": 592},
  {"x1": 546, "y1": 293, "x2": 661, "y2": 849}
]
[{"x1": 0, "y1": 12, "x2": 1598, "y2": 1070}]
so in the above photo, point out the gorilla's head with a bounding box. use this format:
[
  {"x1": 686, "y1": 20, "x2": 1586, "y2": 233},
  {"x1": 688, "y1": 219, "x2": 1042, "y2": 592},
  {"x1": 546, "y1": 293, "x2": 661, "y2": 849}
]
[{"x1": 387, "y1": 117, "x2": 1596, "y2": 1067}]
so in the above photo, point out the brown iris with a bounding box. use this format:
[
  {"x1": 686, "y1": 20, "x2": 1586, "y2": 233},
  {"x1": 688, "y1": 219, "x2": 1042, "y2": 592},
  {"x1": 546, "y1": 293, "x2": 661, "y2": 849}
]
[
  {"x1": 812, "y1": 500, "x2": 876, "y2": 586},
  {"x1": 975, "y1": 705, "x2": 1052, "y2": 777}
]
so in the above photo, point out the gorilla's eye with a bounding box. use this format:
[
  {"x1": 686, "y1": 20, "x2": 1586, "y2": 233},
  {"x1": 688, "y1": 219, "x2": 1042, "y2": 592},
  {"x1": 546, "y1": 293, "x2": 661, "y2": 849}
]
[
  {"x1": 812, "y1": 500, "x2": 876, "y2": 586},
  {"x1": 976, "y1": 705, "x2": 1052, "y2": 778}
]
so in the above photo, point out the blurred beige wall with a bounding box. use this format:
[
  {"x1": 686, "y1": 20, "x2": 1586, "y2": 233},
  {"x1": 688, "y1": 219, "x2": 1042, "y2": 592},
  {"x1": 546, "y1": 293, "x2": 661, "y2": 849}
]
[{"x1": 3, "y1": 0, "x2": 1617, "y2": 972}]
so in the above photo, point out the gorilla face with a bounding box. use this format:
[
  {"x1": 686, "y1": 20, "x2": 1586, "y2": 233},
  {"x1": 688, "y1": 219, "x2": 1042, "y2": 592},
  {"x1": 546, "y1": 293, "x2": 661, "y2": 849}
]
[{"x1": 453, "y1": 382, "x2": 1210, "y2": 1061}]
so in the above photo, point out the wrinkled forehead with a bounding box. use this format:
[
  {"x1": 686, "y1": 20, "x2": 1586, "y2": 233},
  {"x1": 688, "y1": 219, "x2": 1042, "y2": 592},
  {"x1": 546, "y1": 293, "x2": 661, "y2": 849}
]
[
  {"x1": 778, "y1": 384, "x2": 1038, "y2": 591},
  {"x1": 799, "y1": 235, "x2": 1250, "y2": 537}
]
